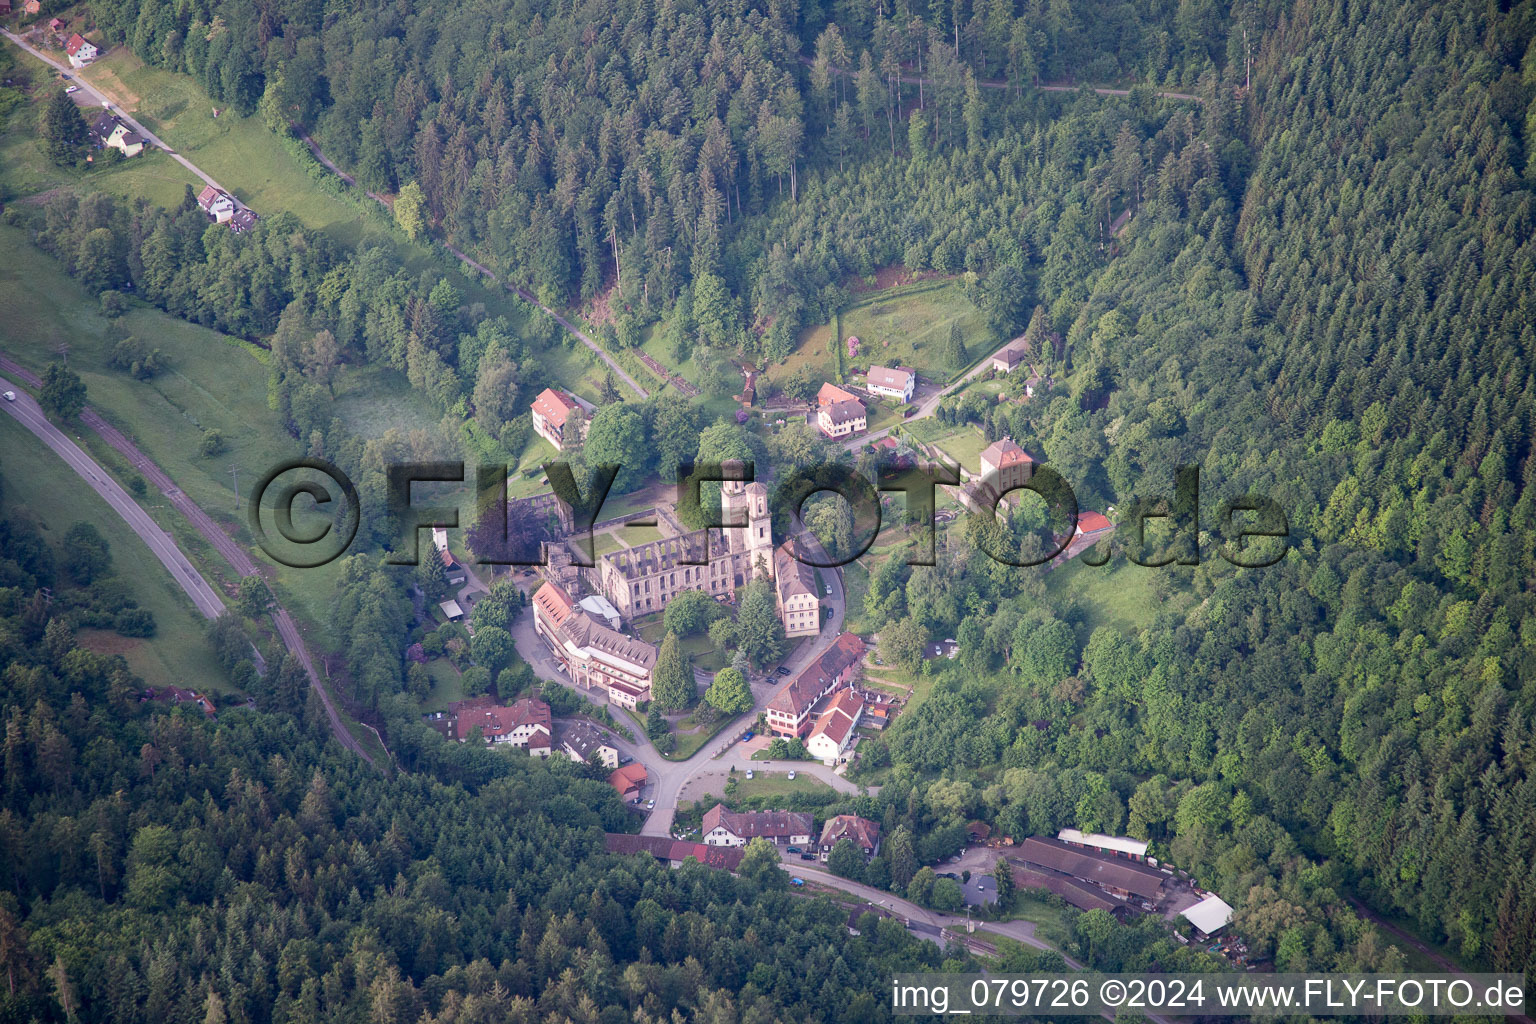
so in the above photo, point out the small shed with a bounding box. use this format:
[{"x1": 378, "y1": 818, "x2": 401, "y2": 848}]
[
  {"x1": 439, "y1": 599, "x2": 464, "y2": 622},
  {"x1": 1180, "y1": 894, "x2": 1234, "y2": 938}
]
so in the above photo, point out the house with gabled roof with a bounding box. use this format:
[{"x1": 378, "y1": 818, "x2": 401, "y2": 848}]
[
  {"x1": 702, "y1": 805, "x2": 814, "y2": 847},
  {"x1": 451, "y1": 696, "x2": 552, "y2": 753},
  {"x1": 531, "y1": 388, "x2": 584, "y2": 450},
  {"x1": 65, "y1": 33, "x2": 98, "y2": 67},
  {"x1": 807, "y1": 687, "x2": 864, "y2": 763},
  {"x1": 766, "y1": 632, "x2": 865, "y2": 738},
  {"x1": 865, "y1": 365, "x2": 915, "y2": 402},
  {"x1": 773, "y1": 541, "x2": 821, "y2": 637},
  {"x1": 197, "y1": 185, "x2": 235, "y2": 223},
  {"x1": 819, "y1": 815, "x2": 881, "y2": 860},
  {"x1": 89, "y1": 111, "x2": 144, "y2": 158},
  {"x1": 561, "y1": 721, "x2": 619, "y2": 768}
]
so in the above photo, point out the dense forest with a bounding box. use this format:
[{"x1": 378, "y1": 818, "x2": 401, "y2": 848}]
[{"x1": 5, "y1": 0, "x2": 1536, "y2": 1014}]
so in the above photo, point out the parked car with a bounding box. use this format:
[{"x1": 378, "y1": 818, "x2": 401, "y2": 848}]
[
  {"x1": 645, "y1": 799, "x2": 654, "y2": 809},
  {"x1": 65, "y1": 85, "x2": 78, "y2": 94},
  {"x1": 800, "y1": 852, "x2": 815, "y2": 860},
  {"x1": 786, "y1": 846, "x2": 800, "y2": 854},
  {"x1": 745, "y1": 770, "x2": 754, "y2": 779},
  {"x1": 743, "y1": 731, "x2": 754, "y2": 740},
  {"x1": 939, "y1": 872, "x2": 958, "y2": 880},
  {"x1": 790, "y1": 878, "x2": 805, "y2": 887},
  {"x1": 775, "y1": 666, "x2": 792, "y2": 676},
  {"x1": 787, "y1": 771, "x2": 796, "y2": 780}
]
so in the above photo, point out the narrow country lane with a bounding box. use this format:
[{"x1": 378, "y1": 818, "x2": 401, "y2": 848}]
[
  {"x1": 2, "y1": 31, "x2": 250, "y2": 208},
  {"x1": 0, "y1": 356, "x2": 379, "y2": 767},
  {"x1": 1, "y1": 375, "x2": 225, "y2": 619}
]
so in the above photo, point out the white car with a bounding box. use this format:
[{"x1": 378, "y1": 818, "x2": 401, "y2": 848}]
[
  {"x1": 65, "y1": 85, "x2": 79, "y2": 94},
  {"x1": 787, "y1": 770, "x2": 796, "y2": 780},
  {"x1": 2, "y1": 391, "x2": 14, "y2": 402},
  {"x1": 824, "y1": 585, "x2": 832, "y2": 595},
  {"x1": 745, "y1": 770, "x2": 754, "y2": 779}
]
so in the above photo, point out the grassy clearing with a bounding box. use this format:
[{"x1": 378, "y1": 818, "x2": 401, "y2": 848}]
[
  {"x1": 0, "y1": 410, "x2": 229, "y2": 691},
  {"x1": 840, "y1": 559, "x2": 872, "y2": 633},
  {"x1": 79, "y1": 49, "x2": 381, "y2": 245},
  {"x1": 998, "y1": 894, "x2": 1075, "y2": 949},
  {"x1": 667, "y1": 711, "x2": 740, "y2": 759},
  {"x1": 769, "y1": 279, "x2": 987, "y2": 393},
  {"x1": 728, "y1": 771, "x2": 837, "y2": 801},
  {"x1": 1045, "y1": 556, "x2": 1165, "y2": 637},
  {"x1": 929, "y1": 426, "x2": 989, "y2": 472}
]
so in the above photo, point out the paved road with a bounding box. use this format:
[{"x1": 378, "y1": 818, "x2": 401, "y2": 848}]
[
  {"x1": 0, "y1": 355, "x2": 378, "y2": 767},
  {"x1": 1, "y1": 377, "x2": 225, "y2": 618},
  {"x1": 1, "y1": 31, "x2": 246, "y2": 207}
]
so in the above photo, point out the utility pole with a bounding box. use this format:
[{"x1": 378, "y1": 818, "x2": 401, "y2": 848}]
[{"x1": 230, "y1": 465, "x2": 239, "y2": 510}]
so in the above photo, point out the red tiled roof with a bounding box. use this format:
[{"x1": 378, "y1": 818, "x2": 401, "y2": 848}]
[
  {"x1": 768, "y1": 633, "x2": 866, "y2": 716},
  {"x1": 817, "y1": 382, "x2": 860, "y2": 407},
  {"x1": 810, "y1": 688, "x2": 864, "y2": 746},
  {"x1": 64, "y1": 33, "x2": 89, "y2": 55},
  {"x1": 532, "y1": 581, "x2": 574, "y2": 627},
  {"x1": 1077, "y1": 512, "x2": 1112, "y2": 535},
  {"x1": 605, "y1": 834, "x2": 744, "y2": 871},
  {"x1": 981, "y1": 437, "x2": 1035, "y2": 470},
  {"x1": 609, "y1": 762, "x2": 648, "y2": 796},
  {"x1": 702, "y1": 805, "x2": 813, "y2": 840},
  {"x1": 454, "y1": 696, "x2": 552, "y2": 742},
  {"x1": 531, "y1": 388, "x2": 580, "y2": 428},
  {"x1": 820, "y1": 814, "x2": 880, "y2": 851}
]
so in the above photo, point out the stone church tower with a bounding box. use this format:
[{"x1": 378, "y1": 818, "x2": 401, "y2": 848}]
[{"x1": 723, "y1": 479, "x2": 775, "y2": 580}]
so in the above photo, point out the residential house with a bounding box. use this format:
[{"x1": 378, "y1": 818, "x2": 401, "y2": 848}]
[
  {"x1": 451, "y1": 696, "x2": 552, "y2": 754},
  {"x1": 773, "y1": 541, "x2": 821, "y2": 637},
  {"x1": 197, "y1": 185, "x2": 235, "y2": 223},
  {"x1": 609, "y1": 762, "x2": 648, "y2": 801},
  {"x1": 701, "y1": 806, "x2": 813, "y2": 847},
  {"x1": 531, "y1": 388, "x2": 584, "y2": 450},
  {"x1": 979, "y1": 437, "x2": 1035, "y2": 494},
  {"x1": 817, "y1": 395, "x2": 867, "y2": 438},
  {"x1": 991, "y1": 343, "x2": 1027, "y2": 374},
  {"x1": 806, "y1": 687, "x2": 864, "y2": 763},
  {"x1": 47, "y1": 16, "x2": 64, "y2": 30},
  {"x1": 229, "y1": 208, "x2": 259, "y2": 234},
  {"x1": 430, "y1": 527, "x2": 467, "y2": 585},
  {"x1": 23, "y1": 1, "x2": 41, "y2": 15},
  {"x1": 65, "y1": 33, "x2": 98, "y2": 67},
  {"x1": 865, "y1": 365, "x2": 915, "y2": 403},
  {"x1": 561, "y1": 721, "x2": 619, "y2": 769},
  {"x1": 819, "y1": 815, "x2": 881, "y2": 860},
  {"x1": 532, "y1": 581, "x2": 657, "y2": 708},
  {"x1": 605, "y1": 833, "x2": 744, "y2": 871},
  {"x1": 89, "y1": 112, "x2": 144, "y2": 158},
  {"x1": 766, "y1": 632, "x2": 865, "y2": 738}
]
